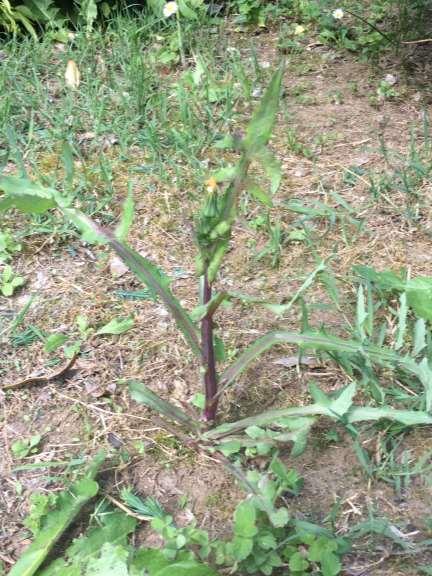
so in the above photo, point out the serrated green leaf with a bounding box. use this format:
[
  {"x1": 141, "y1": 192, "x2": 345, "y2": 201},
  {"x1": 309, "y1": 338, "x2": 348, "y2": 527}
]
[
  {"x1": 256, "y1": 148, "x2": 282, "y2": 194},
  {"x1": 41, "y1": 513, "x2": 137, "y2": 575},
  {"x1": 231, "y1": 536, "x2": 254, "y2": 562},
  {"x1": 115, "y1": 188, "x2": 134, "y2": 241},
  {"x1": 243, "y1": 64, "x2": 284, "y2": 155},
  {"x1": 96, "y1": 317, "x2": 134, "y2": 336},
  {"x1": 62, "y1": 208, "x2": 108, "y2": 245},
  {"x1": 353, "y1": 265, "x2": 406, "y2": 292},
  {"x1": 216, "y1": 439, "x2": 242, "y2": 456},
  {"x1": 246, "y1": 179, "x2": 272, "y2": 206},
  {"x1": 86, "y1": 543, "x2": 129, "y2": 575},
  {"x1": 234, "y1": 500, "x2": 258, "y2": 538},
  {"x1": 211, "y1": 165, "x2": 237, "y2": 182},
  {"x1": 348, "y1": 406, "x2": 432, "y2": 425},
  {"x1": 0, "y1": 175, "x2": 59, "y2": 214},
  {"x1": 269, "y1": 508, "x2": 289, "y2": 527},
  {"x1": 321, "y1": 549, "x2": 341, "y2": 576},
  {"x1": 328, "y1": 382, "x2": 356, "y2": 417},
  {"x1": 289, "y1": 551, "x2": 309, "y2": 571},
  {"x1": 108, "y1": 240, "x2": 200, "y2": 356},
  {"x1": 9, "y1": 452, "x2": 105, "y2": 576},
  {"x1": 406, "y1": 277, "x2": 432, "y2": 321}
]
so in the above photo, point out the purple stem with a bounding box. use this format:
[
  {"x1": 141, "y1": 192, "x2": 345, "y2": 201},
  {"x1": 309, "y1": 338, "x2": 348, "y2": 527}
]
[{"x1": 202, "y1": 273, "x2": 218, "y2": 421}]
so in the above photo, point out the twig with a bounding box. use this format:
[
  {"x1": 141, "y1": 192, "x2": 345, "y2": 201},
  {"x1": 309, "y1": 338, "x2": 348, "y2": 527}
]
[
  {"x1": 402, "y1": 38, "x2": 432, "y2": 44},
  {"x1": 2, "y1": 353, "x2": 79, "y2": 391}
]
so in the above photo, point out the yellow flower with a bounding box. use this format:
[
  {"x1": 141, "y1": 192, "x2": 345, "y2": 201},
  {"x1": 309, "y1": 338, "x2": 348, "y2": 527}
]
[
  {"x1": 163, "y1": 1, "x2": 178, "y2": 18},
  {"x1": 205, "y1": 177, "x2": 217, "y2": 193},
  {"x1": 294, "y1": 24, "x2": 305, "y2": 36},
  {"x1": 64, "y1": 59, "x2": 80, "y2": 89},
  {"x1": 332, "y1": 8, "x2": 344, "y2": 20}
]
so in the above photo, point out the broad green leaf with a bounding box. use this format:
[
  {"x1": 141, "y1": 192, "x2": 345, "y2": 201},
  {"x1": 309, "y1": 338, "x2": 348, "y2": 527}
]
[
  {"x1": 269, "y1": 507, "x2": 289, "y2": 527},
  {"x1": 12, "y1": 435, "x2": 41, "y2": 459},
  {"x1": 214, "y1": 335, "x2": 226, "y2": 362},
  {"x1": 132, "y1": 548, "x2": 217, "y2": 575},
  {"x1": 309, "y1": 382, "x2": 331, "y2": 407},
  {"x1": 191, "y1": 392, "x2": 205, "y2": 409},
  {"x1": 216, "y1": 439, "x2": 242, "y2": 456},
  {"x1": 319, "y1": 549, "x2": 341, "y2": 576},
  {"x1": 328, "y1": 383, "x2": 356, "y2": 417},
  {"x1": 85, "y1": 543, "x2": 129, "y2": 576},
  {"x1": 115, "y1": 188, "x2": 134, "y2": 241},
  {"x1": 0, "y1": 175, "x2": 59, "y2": 214},
  {"x1": 211, "y1": 165, "x2": 237, "y2": 182},
  {"x1": 356, "y1": 283, "x2": 367, "y2": 340},
  {"x1": 234, "y1": 500, "x2": 258, "y2": 538},
  {"x1": 155, "y1": 562, "x2": 218, "y2": 576},
  {"x1": 9, "y1": 451, "x2": 105, "y2": 576},
  {"x1": 231, "y1": 536, "x2": 253, "y2": 561},
  {"x1": 80, "y1": 0, "x2": 98, "y2": 33},
  {"x1": 406, "y1": 277, "x2": 432, "y2": 321},
  {"x1": 130, "y1": 549, "x2": 171, "y2": 575},
  {"x1": 178, "y1": 0, "x2": 198, "y2": 19},
  {"x1": 353, "y1": 265, "x2": 406, "y2": 292},
  {"x1": 38, "y1": 512, "x2": 137, "y2": 576},
  {"x1": 243, "y1": 64, "x2": 284, "y2": 155},
  {"x1": 129, "y1": 380, "x2": 198, "y2": 431},
  {"x1": 96, "y1": 317, "x2": 134, "y2": 336},
  {"x1": 44, "y1": 334, "x2": 68, "y2": 353},
  {"x1": 289, "y1": 551, "x2": 309, "y2": 572},
  {"x1": 40, "y1": 513, "x2": 136, "y2": 575}
]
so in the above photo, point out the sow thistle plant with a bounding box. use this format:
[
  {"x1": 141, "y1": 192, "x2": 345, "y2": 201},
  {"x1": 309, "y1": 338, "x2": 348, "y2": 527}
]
[{"x1": 1, "y1": 65, "x2": 432, "y2": 466}]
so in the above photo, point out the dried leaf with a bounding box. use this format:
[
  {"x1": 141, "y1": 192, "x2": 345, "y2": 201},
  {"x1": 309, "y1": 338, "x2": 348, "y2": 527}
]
[{"x1": 65, "y1": 60, "x2": 80, "y2": 89}]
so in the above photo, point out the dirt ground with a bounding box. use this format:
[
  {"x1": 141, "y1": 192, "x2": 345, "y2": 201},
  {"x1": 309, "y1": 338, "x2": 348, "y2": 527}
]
[{"x1": 1, "y1": 31, "x2": 432, "y2": 574}]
